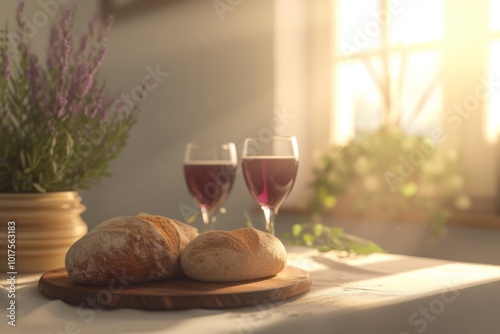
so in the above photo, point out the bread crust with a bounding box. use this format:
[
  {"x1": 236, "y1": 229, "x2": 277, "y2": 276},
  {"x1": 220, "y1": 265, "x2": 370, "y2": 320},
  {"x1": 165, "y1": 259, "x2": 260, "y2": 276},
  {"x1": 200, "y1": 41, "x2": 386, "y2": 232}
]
[
  {"x1": 181, "y1": 228, "x2": 287, "y2": 282},
  {"x1": 65, "y1": 216, "x2": 198, "y2": 285}
]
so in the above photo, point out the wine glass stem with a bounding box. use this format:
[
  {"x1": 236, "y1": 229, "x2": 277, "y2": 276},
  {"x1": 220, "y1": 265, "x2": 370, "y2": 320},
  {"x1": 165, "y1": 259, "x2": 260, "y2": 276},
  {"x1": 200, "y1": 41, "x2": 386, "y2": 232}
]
[
  {"x1": 261, "y1": 206, "x2": 276, "y2": 235},
  {"x1": 200, "y1": 207, "x2": 215, "y2": 231}
]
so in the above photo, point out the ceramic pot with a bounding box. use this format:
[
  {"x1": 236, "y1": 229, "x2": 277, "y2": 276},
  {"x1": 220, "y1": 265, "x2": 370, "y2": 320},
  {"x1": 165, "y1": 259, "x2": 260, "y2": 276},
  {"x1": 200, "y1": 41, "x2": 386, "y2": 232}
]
[{"x1": 0, "y1": 192, "x2": 87, "y2": 273}]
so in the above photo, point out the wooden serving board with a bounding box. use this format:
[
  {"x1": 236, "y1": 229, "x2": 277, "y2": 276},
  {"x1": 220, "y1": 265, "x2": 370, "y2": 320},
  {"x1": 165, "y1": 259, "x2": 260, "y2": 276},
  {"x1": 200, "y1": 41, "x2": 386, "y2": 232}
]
[{"x1": 38, "y1": 266, "x2": 311, "y2": 310}]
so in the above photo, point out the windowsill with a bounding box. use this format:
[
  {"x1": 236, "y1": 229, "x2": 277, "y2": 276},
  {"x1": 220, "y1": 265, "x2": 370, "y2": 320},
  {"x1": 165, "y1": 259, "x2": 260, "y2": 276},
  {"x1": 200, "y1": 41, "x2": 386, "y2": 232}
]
[
  {"x1": 279, "y1": 207, "x2": 500, "y2": 229},
  {"x1": 448, "y1": 211, "x2": 500, "y2": 229}
]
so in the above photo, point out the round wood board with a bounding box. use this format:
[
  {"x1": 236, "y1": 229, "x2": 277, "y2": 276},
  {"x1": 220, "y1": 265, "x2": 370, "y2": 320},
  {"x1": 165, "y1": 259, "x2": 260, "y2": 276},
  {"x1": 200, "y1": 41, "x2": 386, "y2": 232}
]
[{"x1": 38, "y1": 266, "x2": 311, "y2": 310}]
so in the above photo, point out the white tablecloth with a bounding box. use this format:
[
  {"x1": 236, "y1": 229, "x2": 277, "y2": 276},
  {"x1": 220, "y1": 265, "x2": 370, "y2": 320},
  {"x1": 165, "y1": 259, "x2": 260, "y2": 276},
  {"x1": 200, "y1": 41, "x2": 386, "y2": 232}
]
[{"x1": 2, "y1": 247, "x2": 500, "y2": 334}]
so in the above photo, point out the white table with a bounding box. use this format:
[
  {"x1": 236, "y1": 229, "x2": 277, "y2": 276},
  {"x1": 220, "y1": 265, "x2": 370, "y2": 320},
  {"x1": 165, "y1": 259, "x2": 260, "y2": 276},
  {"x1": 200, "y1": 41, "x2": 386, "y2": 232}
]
[{"x1": 2, "y1": 246, "x2": 500, "y2": 334}]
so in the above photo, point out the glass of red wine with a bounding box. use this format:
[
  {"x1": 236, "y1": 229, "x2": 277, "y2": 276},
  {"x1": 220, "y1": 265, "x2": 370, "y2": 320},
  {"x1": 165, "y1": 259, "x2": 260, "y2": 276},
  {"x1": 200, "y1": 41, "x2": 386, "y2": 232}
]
[
  {"x1": 183, "y1": 142, "x2": 237, "y2": 230},
  {"x1": 242, "y1": 136, "x2": 299, "y2": 235}
]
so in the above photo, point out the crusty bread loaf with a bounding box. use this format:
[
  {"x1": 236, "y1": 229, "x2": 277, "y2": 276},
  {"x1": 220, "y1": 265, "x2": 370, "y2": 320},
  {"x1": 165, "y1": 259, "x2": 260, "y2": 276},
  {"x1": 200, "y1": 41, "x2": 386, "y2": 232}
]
[
  {"x1": 65, "y1": 215, "x2": 198, "y2": 285},
  {"x1": 180, "y1": 228, "x2": 287, "y2": 282}
]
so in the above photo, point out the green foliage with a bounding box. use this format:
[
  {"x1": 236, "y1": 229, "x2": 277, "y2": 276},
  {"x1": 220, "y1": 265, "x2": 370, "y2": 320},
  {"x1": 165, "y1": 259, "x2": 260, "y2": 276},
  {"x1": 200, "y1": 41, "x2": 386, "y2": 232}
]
[
  {"x1": 240, "y1": 212, "x2": 384, "y2": 255},
  {"x1": 310, "y1": 126, "x2": 469, "y2": 233},
  {"x1": 284, "y1": 222, "x2": 385, "y2": 255}
]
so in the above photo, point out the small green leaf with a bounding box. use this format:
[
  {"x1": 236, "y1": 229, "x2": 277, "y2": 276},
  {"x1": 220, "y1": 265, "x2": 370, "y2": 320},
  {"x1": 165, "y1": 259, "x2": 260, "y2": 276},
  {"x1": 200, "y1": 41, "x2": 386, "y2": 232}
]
[
  {"x1": 324, "y1": 195, "x2": 337, "y2": 208},
  {"x1": 331, "y1": 227, "x2": 343, "y2": 236},
  {"x1": 313, "y1": 223, "x2": 324, "y2": 236},
  {"x1": 187, "y1": 212, "x2": 198, "y2": 224},
  {"x1": 20, "y1": 151, "x2": 26, "y2": 169},
  {"x1": 401, "y1": 182, "x2": 418, "y2": 197},
  {"x1": 302, "y1": 233, "x2": 315, "y2": 247},
  {"x1": 243, "y1": 211, "x2": 254, "y2": 228},
  {"x1": 32, "y1": 183, "x2": 46, "y2": 193},
  {"x1": 65, "y1": 131, "x2": 74, "y2": 156},
  {"x1": 292, "y1": 224, "x2": 303, "y2": 237}
]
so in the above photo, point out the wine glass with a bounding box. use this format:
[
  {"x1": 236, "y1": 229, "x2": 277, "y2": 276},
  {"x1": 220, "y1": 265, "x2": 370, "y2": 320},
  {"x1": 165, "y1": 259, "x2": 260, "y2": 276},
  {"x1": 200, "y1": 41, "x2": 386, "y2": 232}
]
[
  {"x1": 242, "y1": 136, "x2": 299, "y2": 235},
  {"x1": 183, "y1": 142, "x2": 237, "y2": 230}
]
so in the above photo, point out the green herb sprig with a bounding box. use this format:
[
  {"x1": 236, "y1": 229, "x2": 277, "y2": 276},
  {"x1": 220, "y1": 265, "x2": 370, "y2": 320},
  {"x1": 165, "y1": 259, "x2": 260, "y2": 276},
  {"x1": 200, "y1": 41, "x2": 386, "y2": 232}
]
[
  {"x1": 243, "y1": 212, "x2": 384, "y2": 255},
  {"x1": 283, "y1": 222, "x2": 385, "y2": 255}
]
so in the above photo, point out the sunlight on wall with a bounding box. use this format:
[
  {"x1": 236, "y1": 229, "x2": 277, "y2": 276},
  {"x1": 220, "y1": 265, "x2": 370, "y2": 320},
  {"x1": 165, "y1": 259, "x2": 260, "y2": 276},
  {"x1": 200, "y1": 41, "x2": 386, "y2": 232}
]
[
  {"x1": 487, "y1": 0, "x2": 500, "y2": 143},
  {"x1": 390, "y1": 0, "x2": 444, "y2": 45},
  {"x1": 274, "y1": 0, "x2": 311, "y2": 209},
  {"x1": 488, "y1": 40, "x2": 500, "y2": 143},
  {"x1": 492, "y1": 0, "x2": 500, "y2": 31}
]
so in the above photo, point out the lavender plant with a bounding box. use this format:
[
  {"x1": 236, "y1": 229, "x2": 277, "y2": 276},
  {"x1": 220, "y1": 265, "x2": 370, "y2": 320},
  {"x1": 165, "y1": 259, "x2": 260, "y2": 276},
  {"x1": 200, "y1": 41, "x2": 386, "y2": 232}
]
[{"x1": 0, "y1": 3, "x2": 139, "y2": 193}]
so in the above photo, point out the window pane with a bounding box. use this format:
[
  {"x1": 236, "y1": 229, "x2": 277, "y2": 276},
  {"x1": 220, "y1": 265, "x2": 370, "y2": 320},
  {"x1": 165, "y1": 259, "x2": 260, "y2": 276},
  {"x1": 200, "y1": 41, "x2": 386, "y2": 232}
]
[
  {"x1": 390, "y1": 0, "x2": 444, "y2": 45},
  {"x1": 336, "y1": 0, "x2": 381, "y2": 56},
  {"x1": 488, "y1": 40, "x2": 500, "y2": 142},
  {"x1": 333, "y1": 51, "x2": 442, "y2": 143},
  {"x1": 492, "y1": 0, "x2": 500, "y2": 31},
  {"x1": 396, "y1": 51, "x2": 443, "y2": 136},
  {"x1": 332, "y1": 58, "x2": 383, "y2": 144}
]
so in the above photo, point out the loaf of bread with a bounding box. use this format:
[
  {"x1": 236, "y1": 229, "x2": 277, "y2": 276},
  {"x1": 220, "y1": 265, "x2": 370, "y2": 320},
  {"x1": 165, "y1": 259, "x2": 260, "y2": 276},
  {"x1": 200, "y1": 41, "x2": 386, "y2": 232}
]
[
  {"x1": 65, "y1": 215, "x2": 198, "y2": 285},
  {"x1": 180, "y1": 228, "x2": 287, "y2": 282}
]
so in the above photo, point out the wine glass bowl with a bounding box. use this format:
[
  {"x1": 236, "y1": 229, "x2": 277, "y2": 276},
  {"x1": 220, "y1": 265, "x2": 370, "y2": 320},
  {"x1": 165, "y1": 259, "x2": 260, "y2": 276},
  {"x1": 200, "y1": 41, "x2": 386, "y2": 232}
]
[
  {"x1": 183, "y1": 142, "x2": 237, "y2": 230},
  {"x1": 242, "y1": 136, "x2": 299, "y2": 235}
]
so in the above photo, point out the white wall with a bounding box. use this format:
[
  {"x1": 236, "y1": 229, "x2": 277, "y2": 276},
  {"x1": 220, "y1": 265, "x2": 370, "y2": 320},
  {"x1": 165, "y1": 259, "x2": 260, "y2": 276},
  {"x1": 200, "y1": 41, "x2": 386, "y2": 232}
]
[{"x1": 83, "y1": 0, "x2": 275, "y2": 231}]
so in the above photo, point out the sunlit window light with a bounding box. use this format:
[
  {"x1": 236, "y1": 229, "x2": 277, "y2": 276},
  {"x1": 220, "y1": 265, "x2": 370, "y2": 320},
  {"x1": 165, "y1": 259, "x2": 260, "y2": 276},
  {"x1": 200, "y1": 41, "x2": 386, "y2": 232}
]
[
  {"x1": 395, "y1": 51, "x2": 443, "y2": 136},
  {"x1": 390, "y1": 0, "x2": 444, "y2": 45},
  {"x1": 332, "y1": 0, "x2": 444, "y2": 144},
  {"x1": 492, "y1": 0, "x2": 500, "y2": 31},
  {"x1": 337, "y1": 0, "x2": 380, "y2": 55},
  {"x1": 487, "y1": 41, "x2": 500, "y2": 143},
  {"x1": 331, "y1": 61, "x2": 360, "y2": 144}
]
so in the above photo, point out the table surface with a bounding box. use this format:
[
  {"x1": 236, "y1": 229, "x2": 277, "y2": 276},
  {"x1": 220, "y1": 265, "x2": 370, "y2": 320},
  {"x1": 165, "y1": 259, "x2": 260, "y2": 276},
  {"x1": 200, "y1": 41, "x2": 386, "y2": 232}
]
[{"x1": 2, "y1": 246, "x2": 500, "y2": 334}]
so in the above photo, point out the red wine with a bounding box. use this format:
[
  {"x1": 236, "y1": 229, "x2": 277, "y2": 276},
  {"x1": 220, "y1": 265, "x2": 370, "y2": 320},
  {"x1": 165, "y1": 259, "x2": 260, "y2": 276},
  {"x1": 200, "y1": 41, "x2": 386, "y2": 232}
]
[
  {"x1": 242, "y1": 157, "x2": 298, "y2": 210},
  {"x1": 184, "y1": 162, "x2": 237, "y2": 212}
]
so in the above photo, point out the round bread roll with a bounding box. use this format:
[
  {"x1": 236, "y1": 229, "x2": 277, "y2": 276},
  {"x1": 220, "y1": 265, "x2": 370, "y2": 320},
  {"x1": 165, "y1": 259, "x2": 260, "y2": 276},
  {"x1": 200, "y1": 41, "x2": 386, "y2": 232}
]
[
  {"x1": 65, "y1": 215, "x2": 198, "y2": 285},
  {"x1": 181, "y1": 228, "x2": 287, "y2": 282}
]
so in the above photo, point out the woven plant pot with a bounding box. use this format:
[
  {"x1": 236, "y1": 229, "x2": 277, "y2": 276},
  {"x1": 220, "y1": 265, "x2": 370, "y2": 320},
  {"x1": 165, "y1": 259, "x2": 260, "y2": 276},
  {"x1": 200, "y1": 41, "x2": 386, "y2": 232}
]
[{"x1": 0, "y1": 192, "x2": 87, "y2": 273}]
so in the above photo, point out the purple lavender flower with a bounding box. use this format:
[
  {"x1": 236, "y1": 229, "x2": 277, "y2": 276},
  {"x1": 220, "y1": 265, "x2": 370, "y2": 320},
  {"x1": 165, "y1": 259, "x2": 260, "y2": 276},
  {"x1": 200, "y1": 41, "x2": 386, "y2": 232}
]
[
  {"x1": 88, "y1": 13, "x2": 99, "y2": 38},
  {"x1": 1, "y1": 108, "x2": 11, "y2": 131},
  {"x1": 15, "y1": 2, "x2": 25, "y2": 28},
  {"x1": 90, "y1": 102, "x2": 102, "y2": 120},
  {"x1": 75, "y1": 35, "x2": 89, "y2": 61},
  {"x1": 59, "y1": 38, "x2": 71, "y2": 83},
  {"x1": 28, "y1": 53, "x2": 42, "y2": 106},
  {"x1": 61, "y1": 9, "x2": 73, "y2": 38},
  {"x1": 65, "y1": 62, "x2": 89, "y2": 106},
  {"x1": 98, "y1": 16, "x2": 114, "y2": 44},
  {"x1": 1, "y1": 4, "x2": 139, "y2": 193},
  {"x1": 55, "y1": 91, "x2": 67, "y2": 118},
  {"x1": 1, "y1": 48, "x2": 10, "y2": 81},
  {"x1": 47, "y1": 26, "x2": 61, "y2": 69},
  {"x1": 15, "y1": 2, "x2": 29, "y2": 55},
  {"x1": 80, "y1": 46, "x2": 107, "y2": 97}
]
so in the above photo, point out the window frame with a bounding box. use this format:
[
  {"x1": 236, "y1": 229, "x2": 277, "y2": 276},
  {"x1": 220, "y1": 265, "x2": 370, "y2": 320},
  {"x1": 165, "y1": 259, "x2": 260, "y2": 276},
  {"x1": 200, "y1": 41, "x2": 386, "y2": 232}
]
[
  {"x1": 326, "y1": 0, "x2": 499, "y2": 214},
  {"x1": 275, "y1": 0, "x2": 500, "y2": 217}
]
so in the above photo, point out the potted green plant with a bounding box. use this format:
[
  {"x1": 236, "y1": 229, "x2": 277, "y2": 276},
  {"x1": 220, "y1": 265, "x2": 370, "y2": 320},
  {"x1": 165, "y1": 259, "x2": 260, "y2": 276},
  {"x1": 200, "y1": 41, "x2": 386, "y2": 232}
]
[
  {"x1": 310, "y1": 126, "x2": 470, "y2": 234},
  {"x1": 0, "y1": 3, "x2": 139, "y2": 272},
  {"x1": 309, "y1": 53, "x2": 470, "y2": 235}
]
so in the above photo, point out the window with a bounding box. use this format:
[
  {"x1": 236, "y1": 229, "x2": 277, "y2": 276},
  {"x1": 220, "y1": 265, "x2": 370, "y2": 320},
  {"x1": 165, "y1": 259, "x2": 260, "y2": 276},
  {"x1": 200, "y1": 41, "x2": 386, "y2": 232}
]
[
  {"x1": 274, "y1": 0, "x2": 500, "y2": 211},
  {"x1": 332, "y1": 0, "x2": 444, "y2": 143},
  {"x1": 328, "y1": 0, "x2": 500, "y2": 209}
]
